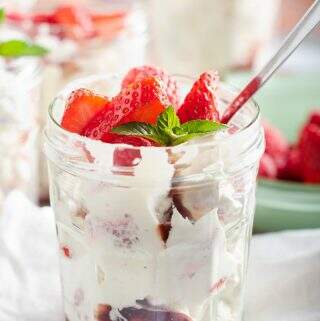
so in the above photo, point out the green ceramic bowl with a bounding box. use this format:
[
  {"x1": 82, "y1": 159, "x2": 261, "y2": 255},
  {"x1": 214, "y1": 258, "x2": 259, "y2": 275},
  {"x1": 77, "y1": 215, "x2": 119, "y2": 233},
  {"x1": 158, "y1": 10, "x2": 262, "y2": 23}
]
[
  {"x1": 228, "y1": 72, "x2": 320, "y2": 232},
  {"x1": 255, "y1": 180, "x2": 320, "y2": 232}
]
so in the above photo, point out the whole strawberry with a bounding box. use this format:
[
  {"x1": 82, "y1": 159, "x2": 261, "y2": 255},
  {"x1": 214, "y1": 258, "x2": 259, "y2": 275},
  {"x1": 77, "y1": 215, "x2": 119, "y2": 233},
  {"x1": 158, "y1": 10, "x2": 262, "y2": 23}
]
[
  {"x1": 299, "y1": 122, "x2": 320, "y2": 183},
  {"x1": 177, "y1": 71, "x2": 220, "y2": 123},
  {"x1": 122, "y1": 65, "x2": 179, "y2": 107}
]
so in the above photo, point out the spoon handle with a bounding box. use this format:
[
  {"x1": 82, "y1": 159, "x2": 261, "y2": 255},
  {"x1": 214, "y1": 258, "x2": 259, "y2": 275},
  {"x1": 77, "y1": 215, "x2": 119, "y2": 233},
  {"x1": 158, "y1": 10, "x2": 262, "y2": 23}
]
[{"x1": 222, "y1": 0, "x2": 320, "y2": 123}]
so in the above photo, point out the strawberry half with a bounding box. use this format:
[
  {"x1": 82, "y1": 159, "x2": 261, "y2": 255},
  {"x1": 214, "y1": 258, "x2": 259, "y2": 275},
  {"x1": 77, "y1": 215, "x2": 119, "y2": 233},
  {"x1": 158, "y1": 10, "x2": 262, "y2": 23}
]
[
  {"x1": 177, "y1": 71, "x2": 220, "y2": 123},
  {"x1": 82, "y1": 77, "x2": 170, "y2": 141},
  {"x1": 61, "y1": 88, "x2": 109, "y2": 133},
  {"x1": 122, "y1": 65, "x2": 179, "y2": 106}
]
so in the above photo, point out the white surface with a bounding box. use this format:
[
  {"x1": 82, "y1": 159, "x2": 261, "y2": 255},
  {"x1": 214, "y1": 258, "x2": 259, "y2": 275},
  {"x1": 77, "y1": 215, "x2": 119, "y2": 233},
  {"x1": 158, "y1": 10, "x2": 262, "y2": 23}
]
[{"x1": 0, "y1": 192, "x2": 319, "y2": 321}]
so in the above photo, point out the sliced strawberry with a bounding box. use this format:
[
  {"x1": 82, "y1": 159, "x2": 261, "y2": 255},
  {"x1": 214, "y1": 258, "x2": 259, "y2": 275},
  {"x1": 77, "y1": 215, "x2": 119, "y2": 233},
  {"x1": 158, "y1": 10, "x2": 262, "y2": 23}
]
[
  {"x1": 92, "y1": 11, "x2": 126, "y2": 39},
  {"x1": 82, "y1": 77, "x2": 170, "y2": 140},
  {"x1": 258, "y1": 154, "x2": 277, "y2": 179},
  {"x1": 122, "y1": 66, "x2": 179, "y2": 106},
  {"x1": 105, "y1": 134, "x2": 157, "y2": 167},
  {"x1": 177, "y1": 71, "x2": 220, "y2": 123},
  {"x1": 32, "y1": 13, "x2": 57, "y2": 24},
  {"x1": 6, "y1": 11, "x2": 56, "y2": 24},
  {"x1": 61, "y1": 88, "x2": 109, "y2": 133},
  {"x1": 299, "y1": 123, "x2": 320, "y2": 183},
  {"x1": 53, "y1": 5, "x2": 95, "y2": 39}
]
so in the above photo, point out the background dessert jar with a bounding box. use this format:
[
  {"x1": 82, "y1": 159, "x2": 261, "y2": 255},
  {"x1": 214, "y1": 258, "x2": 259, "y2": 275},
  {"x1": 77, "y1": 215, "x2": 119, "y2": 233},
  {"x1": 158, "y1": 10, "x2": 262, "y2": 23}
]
[
  {"x1": 6, "y1": 0, "x2": 148, "y2": 202},
  {"x1": 44, "y1": 75, "x2": 264, "y2": 321},
  {"x1": 0, "y1": 52, "x2": 41, "y2": 208}
]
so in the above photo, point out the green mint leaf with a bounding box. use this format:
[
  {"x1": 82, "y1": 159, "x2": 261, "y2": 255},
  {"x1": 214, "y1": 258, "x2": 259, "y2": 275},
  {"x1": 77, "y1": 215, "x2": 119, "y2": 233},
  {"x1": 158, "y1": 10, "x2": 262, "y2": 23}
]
[
  {"x1": 171, "y1": 120, "x2": 227, "y2": 145},
  {"x1": 181, "y1": 120, "x2": 227, "y2": 134},
  {"x1": 172, "y1": 126, "x2": 186, "y2": 135},
  {"x1": 0, "y1": 8, "x2": 5, "y2": 24},
  {"x1": 111, "y1": 122, "x2": 166, "y2": 145},
  {"x1": 157, "y1": 106, "x2": 180, "y2": 132},
  {"x1": 111, "y1": 109, "x2": 227, "y2": 147},
  {"x1": 0, "y1": 40, "x2": 49, "y2": 57}
]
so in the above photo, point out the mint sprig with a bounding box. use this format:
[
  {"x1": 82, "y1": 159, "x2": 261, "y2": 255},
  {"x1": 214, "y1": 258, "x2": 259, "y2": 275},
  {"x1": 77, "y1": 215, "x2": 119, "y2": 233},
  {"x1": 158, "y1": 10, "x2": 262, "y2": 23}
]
[
  {"x1": 111, "y1": 106, "x2": 227, "y2": 146},
  {"x1": 0, "y1": 40, "x2": 48, "y2": 57}
]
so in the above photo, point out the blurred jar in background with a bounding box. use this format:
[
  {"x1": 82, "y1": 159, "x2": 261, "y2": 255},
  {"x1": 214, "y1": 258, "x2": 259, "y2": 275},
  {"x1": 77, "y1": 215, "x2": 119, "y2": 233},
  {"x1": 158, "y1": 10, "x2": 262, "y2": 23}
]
[
  {"x1": 0, "y1": 27, "x2": 41, "y2": 208},
  {"x1": 6, "y1": 0, "x2": 147, "y2": 203},
  {"x1": 0, "y1": 0, "x2": 36, "y2": 12},
  {"x1": 148, "y1": 0, "x2": 280, "y2": 75}
]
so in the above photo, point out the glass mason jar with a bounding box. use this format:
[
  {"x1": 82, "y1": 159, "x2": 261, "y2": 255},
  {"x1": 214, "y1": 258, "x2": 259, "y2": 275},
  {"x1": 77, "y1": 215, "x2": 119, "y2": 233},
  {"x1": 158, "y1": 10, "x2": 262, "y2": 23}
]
[
  {"x1": 6, "y1": 0, "x2": 147, "y2": 202},
  {"x1": 44, "y1": 75, "x2": 264, "y2": 321},
  {"x1": 0, "y1": 56, "x2": 41, "y2": 208}
]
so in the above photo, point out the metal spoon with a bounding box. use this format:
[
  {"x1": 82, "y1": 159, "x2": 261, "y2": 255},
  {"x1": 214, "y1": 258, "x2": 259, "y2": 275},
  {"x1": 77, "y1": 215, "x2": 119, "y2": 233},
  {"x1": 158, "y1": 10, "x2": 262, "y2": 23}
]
[{"x1": 221, "y1": 0, "x2": 320, "y2": 124}]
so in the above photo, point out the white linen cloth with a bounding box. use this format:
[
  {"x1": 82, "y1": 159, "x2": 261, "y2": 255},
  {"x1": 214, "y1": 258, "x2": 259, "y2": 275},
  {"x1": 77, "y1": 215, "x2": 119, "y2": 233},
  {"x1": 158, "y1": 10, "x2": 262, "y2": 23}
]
[{"x1": 0, "y1": 192, "x2": 319, "y2": 321}]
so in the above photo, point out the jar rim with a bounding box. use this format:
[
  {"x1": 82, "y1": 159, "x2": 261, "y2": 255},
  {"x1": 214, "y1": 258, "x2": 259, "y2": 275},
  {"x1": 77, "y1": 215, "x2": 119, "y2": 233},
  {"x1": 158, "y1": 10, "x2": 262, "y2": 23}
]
[
  {"x1": 47, "y1": 73, "x2": 261, "y2": 151},
  {"x1": 44, "y1": 73, "x2": 264, "y2": 182}
]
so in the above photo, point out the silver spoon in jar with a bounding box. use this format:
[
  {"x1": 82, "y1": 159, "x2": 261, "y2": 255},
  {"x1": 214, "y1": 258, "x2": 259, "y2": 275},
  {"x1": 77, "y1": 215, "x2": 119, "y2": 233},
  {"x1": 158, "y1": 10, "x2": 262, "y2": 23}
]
[{"x1": 221, "y1": 0, "x2": 320, "y2": 124}]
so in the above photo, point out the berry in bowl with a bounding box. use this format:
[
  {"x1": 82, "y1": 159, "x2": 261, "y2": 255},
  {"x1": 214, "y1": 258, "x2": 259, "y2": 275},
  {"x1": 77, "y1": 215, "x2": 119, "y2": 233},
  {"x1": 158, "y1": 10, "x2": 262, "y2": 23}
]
[{"x1": 257, "y1": 110, "x2": 320, "y2": 231}]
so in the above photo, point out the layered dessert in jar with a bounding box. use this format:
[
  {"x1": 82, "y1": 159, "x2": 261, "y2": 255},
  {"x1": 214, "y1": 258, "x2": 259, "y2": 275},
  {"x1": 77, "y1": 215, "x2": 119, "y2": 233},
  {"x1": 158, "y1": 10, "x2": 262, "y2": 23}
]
[
  {"x1": 44, "y1": 66, "x2": 264, "y2": 321},
  {"x1": 6, "y1": 0, "x2": 147, "y2": 202},
  {"x1": 0, "y1": 26, "x2": 42, "y2": 207}
]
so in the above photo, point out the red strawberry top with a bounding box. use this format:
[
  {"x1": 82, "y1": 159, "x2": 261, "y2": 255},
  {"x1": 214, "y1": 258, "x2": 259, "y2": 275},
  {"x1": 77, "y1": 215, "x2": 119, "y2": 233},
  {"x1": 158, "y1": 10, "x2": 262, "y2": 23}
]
[{"x1": 59, "y1": 66, "x2": 225, "y2": 151}]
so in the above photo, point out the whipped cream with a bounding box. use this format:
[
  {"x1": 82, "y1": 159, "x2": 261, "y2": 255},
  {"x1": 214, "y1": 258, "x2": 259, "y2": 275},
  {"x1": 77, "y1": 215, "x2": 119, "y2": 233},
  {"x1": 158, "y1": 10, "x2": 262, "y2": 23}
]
[
  {"x1": 49, "y1": 134, "x2": 256, "y2": 321},
  {"x1": 0, "y1": 28, "x2": 40, "y2": 207}
]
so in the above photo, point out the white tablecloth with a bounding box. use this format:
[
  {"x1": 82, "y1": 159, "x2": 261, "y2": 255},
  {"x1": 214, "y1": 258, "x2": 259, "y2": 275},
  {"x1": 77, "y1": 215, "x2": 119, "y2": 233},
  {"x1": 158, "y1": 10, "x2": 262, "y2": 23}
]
[{"x1": 0, "y1": 192, "x2": 319, "y2": 321}]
